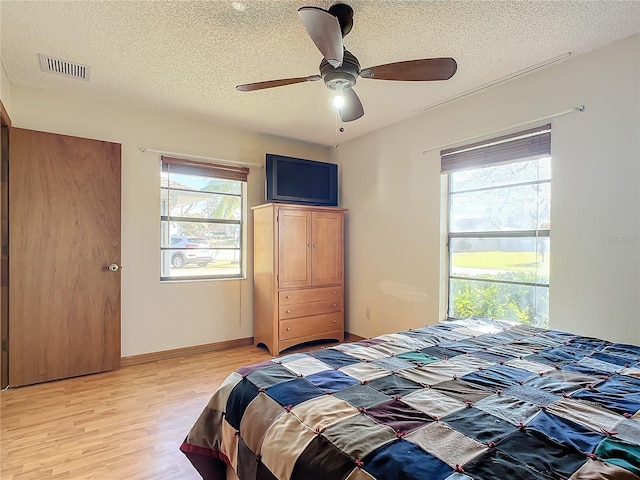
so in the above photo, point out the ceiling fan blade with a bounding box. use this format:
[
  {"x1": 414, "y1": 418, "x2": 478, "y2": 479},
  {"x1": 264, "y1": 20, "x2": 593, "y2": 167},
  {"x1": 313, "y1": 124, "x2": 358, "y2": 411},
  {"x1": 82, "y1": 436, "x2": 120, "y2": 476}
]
[
  {"x1": 360, "y1": 58, "x2": 457, "y2": 81},
  {"x1": 340, "y1": 88, "x2": 364, "y2": 122},
  {"x1": 236, "y1": 75, "x2": 321, "y2": 92},
  {"x1": 298, "y1": 6, "x2": 343, "y2": 67}
]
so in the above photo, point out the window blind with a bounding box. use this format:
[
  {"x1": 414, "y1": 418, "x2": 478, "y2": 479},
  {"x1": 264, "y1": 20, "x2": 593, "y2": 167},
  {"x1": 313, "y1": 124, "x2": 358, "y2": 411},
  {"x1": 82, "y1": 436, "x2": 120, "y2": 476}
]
[
  {"x1": 441, "y1": 124, "x2": 551, "y2": 173},
  {"x1": 161, "y1": 156, "x2": 249, "y2": 182}
]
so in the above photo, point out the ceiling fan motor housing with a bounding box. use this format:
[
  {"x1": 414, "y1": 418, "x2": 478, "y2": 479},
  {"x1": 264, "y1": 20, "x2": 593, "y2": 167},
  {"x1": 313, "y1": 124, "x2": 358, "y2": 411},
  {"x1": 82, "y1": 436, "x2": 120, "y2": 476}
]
[
  {"x1": 320, "y1": 50, "x2": 360, "y2": 91},
  {"x1": 327, "y1": 3, "x2": 354, "y2": 37}
]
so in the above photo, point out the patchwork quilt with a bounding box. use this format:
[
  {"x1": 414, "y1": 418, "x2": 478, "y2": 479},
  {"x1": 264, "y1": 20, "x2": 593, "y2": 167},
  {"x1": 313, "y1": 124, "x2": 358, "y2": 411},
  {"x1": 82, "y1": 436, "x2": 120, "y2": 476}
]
[{"x1": 181, "y1": 319, "x2": 640, "y2": 480}]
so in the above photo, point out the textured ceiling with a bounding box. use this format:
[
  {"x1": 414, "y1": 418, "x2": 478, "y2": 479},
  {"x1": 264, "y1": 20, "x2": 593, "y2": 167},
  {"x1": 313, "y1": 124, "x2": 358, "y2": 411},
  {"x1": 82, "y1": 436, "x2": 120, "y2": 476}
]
[{"x1": 1, "y1": 1, "x2": 639, "y2": 146}]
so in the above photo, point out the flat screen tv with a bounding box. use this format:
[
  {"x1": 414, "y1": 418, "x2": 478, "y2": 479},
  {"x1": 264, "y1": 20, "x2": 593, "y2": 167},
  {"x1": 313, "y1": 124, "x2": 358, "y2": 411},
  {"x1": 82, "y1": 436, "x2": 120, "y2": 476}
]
[{"x1": 265, "y1": 154, "x2": 338, "y2": 206}]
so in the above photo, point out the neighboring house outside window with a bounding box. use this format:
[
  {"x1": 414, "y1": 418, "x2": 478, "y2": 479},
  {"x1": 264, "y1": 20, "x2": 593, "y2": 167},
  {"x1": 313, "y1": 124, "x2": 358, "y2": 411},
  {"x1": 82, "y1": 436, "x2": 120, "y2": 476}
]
[
  {"x1": 442, "y1": 125, "x2": 551, "y2": 327},
  {"x1": 160, "y1": 156, "x2": 248, "y2": 281}
]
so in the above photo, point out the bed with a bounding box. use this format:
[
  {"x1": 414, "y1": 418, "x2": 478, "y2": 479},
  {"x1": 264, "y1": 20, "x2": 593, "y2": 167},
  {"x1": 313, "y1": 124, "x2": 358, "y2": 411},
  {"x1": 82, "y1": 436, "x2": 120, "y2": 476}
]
[{"x1": 180, "y1": 318, "x2": 640, "y2": 480}]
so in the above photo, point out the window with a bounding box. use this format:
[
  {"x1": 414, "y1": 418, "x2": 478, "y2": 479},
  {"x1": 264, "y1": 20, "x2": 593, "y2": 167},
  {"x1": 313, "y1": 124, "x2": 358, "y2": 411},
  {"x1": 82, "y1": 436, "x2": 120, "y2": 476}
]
[
  {"x1": 442, "y1": 125, "x2": 551, "y2": 327},
  {"x1": 160, "y1": 156, "x2": 248, "y2": 281}
]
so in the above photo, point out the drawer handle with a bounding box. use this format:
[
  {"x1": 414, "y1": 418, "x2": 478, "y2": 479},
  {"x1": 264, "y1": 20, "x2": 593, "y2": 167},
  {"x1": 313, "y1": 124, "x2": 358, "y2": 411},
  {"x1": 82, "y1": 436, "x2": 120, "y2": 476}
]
[
  {"x1": 286, "y1": 295, "x2": 291, "y2": 299},
  {"x1": 286, "y1": 327, "x2": 291, "y2": 331},
  {"x1": 332, "y1": 320, "x2": 337, "y2": 324},
  {"x1": 332, "y1": 303, "x2": 337, "y2": 307},
  {"x1": 332, "y1": 291, "x2": 337, "y2": 294},
  {"x1": 286, "y1": 310, "x2": 291, "y2": 313}
]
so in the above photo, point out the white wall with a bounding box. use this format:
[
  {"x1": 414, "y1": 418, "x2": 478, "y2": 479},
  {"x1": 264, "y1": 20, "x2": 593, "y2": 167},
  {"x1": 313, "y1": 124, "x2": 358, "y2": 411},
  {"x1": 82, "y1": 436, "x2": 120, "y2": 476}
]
[
  {"x1": 334, "y1": 34, "x2": 640, "y2": 345},
  {"x1": 9, "y1": 86, "x2": 329, "y2": 356},
  {"x1": 8, "y1": 34, "x2": 640, "y2": 353}
]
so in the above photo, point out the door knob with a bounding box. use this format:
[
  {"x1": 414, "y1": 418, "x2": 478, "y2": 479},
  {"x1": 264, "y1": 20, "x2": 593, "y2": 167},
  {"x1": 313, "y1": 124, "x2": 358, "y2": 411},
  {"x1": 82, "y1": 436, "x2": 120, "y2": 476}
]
[{"x1": 108, "y1": 264, "x2": 121, "y2": 272}]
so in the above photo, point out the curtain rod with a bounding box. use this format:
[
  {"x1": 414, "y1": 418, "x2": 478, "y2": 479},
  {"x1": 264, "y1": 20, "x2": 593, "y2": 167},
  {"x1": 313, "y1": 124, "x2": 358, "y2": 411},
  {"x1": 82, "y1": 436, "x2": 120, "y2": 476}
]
[
  {"x1": 416, "y1": 53, "x2": 572, "y2": 115},
  {"x1": 139, "y1": 147, "x2": 263, "y2": 169},
  {"x1": 422, "y1": 105, "x2": 585, "y2": 154}
]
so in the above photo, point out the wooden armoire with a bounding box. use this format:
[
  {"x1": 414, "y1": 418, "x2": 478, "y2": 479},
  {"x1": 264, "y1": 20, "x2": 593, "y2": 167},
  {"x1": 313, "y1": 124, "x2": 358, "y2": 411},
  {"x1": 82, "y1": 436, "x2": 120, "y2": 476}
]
[{"x1": 252, "y1": 203, "x2": 347, "y2": 355}]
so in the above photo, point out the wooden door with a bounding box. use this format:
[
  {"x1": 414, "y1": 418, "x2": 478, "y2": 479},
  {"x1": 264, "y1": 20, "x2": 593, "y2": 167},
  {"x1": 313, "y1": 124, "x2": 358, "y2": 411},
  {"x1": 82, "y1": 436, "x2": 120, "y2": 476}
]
[
  {"x1": 9, "y1": 128, "x2": 121, "y2": 386},
  {"x1": 311, "y1": 211, "x2": 343, "y2": 286},
  {"x1": 0, "y1": 101, "x2": 9, "y2": 388},
  {"x1": 277, "y1": 208, "x2": 312, "y2": 289}
]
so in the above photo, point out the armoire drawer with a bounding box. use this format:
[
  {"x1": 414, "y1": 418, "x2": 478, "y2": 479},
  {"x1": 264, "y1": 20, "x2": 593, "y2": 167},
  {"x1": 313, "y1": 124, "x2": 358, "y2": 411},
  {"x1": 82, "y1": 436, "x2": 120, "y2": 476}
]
[
  {"x1": 279, "y1": 286, "x2": 343, "y2": 305},
  {"x1": 278, "y1": 299, "x2": 343, "y2": 320},
  {"x1": 279, "y1": 313, "x2": 343, "y2": 341}
]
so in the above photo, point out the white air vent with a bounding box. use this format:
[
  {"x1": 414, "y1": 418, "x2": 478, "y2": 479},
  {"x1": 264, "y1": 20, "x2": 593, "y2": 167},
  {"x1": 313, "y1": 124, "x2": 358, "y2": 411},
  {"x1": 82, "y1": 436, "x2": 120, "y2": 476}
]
[{"x1": 38, "y1": 54, "x2": 90, "y2": 81}]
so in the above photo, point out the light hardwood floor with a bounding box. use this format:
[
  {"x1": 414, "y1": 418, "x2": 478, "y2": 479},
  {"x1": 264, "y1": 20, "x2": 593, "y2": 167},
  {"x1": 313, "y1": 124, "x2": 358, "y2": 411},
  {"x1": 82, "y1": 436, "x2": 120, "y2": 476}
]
[{"x1": 0, "y1": 342, "x2": 335, "y2": 480}]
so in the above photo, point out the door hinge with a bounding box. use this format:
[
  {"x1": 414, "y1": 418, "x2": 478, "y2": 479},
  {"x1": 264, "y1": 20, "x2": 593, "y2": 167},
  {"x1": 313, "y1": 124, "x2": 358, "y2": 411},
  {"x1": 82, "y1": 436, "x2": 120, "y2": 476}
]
[{"x1": 1, "y1": 339, "x2": 7, "y2": 352}]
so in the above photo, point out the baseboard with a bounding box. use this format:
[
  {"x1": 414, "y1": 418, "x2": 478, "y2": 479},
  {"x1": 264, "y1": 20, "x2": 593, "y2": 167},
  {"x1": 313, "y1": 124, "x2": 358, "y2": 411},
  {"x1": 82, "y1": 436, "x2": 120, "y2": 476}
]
[
  {"x1": 345, "y1": 331, "x2": 366, "y2": 342},
  {"x1": 121, "y1": 337, "x2": 254, "y2": 367}
]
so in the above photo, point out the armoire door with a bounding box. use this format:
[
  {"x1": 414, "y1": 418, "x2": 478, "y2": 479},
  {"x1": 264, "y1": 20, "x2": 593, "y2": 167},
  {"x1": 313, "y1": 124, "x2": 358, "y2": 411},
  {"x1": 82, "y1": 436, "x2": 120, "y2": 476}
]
[
  {"x1": 311, "y1": 211, "x2": 343, "y2": 286},
  {"x1": 277, "y1": 208, "x2": 312, "y2": 289},
  {"x1": 9, "y1": 128, "x2": 121, "y2": 386}
]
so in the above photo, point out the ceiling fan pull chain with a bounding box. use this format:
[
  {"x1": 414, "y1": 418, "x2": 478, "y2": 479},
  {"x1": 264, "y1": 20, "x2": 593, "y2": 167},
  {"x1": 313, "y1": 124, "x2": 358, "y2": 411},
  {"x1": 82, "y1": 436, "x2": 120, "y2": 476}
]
[{"x1": 334, "y1": 109, "x2": 339, "y2": 148}]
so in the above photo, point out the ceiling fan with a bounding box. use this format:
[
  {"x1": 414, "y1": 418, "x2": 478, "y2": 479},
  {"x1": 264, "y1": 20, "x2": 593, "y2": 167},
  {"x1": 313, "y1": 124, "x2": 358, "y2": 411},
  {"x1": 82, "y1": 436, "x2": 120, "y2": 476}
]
[{"x1": 236, "y1": 3, "x2": 457, "y2": 122}]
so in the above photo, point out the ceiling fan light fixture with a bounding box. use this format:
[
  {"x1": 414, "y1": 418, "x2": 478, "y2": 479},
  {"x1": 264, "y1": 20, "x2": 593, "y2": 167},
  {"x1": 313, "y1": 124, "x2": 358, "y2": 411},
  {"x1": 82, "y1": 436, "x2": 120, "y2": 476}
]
[{"x1": 332, "y1": 94, "x2": 345, "y2": 109}]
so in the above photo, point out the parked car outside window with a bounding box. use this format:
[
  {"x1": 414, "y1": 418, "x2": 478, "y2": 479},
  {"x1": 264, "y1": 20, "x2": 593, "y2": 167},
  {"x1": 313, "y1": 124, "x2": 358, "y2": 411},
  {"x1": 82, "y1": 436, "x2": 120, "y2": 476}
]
[{"x1": 169, "y1": 236, "x2": 213, "y2": 268}]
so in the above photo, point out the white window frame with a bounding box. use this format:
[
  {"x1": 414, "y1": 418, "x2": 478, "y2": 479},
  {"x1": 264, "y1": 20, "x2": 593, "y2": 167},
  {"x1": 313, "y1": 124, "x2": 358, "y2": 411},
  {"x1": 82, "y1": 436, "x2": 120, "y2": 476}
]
[
  {"x1": 440, "y1": 125, "x2": 551, "y2": 327},
  {"x1": 160, "y1": 157, "x2": 248, "y2": 282}
]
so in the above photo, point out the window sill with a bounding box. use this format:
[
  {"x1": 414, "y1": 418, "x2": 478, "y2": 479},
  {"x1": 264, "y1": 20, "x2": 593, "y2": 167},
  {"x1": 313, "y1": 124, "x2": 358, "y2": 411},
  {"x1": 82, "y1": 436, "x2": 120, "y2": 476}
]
[{"x1": 160, "y1": 274, "x2": 246, "y2": 284}]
